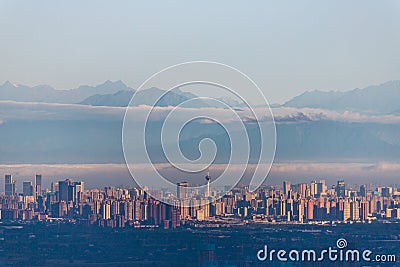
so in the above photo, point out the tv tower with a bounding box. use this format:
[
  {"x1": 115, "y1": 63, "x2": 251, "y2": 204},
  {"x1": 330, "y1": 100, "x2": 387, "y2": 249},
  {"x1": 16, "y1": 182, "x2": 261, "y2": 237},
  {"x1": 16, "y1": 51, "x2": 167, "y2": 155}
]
[{"x1": 205, "y1": 169, "x2": 211, "y2": 197}]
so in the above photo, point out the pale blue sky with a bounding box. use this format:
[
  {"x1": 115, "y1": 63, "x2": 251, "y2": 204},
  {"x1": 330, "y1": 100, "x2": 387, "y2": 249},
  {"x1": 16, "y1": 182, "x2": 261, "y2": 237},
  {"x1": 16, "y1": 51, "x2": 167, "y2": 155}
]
[{"x1": 1, "y1": 1, "x2": 400, "y2": 103}]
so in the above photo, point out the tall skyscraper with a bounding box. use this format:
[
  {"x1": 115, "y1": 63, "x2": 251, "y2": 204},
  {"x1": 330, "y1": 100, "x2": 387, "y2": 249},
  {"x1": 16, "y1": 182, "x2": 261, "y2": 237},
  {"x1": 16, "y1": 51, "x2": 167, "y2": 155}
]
[
  {"x1": 101, "y1": 201, "x2": 111, "y2": 220},
  {"x1": 177, "y1": 182, "x2": 189, "y2": 199},
  {"x1": 360, "y1": 201, "x2": 369, "y2": 220},
  {"x1": 317, "y1": 180, "x2": 327, "y2": 196},
  {"x1": 306, "y1": 199, "x2": 314, "y2": 220},
  {"x1": 381, "y1": 187, "x2": 391, "y2": 198},
  {"x1": 23, "y1": 181, "x2": 34, "y2": 196},
  {"x1": 336, "y1": 180, "x2": 346, "y2": 197},
  {"x1": 295, "y1": 183, "x2": 308, "y2": 198},
  {"x1": 58, "y1": 180, "x2": 69, "y2": 201},
  {"x1": 35, "y1": 174, "x2": 42, "y2": 198},
  {"x1": 171, "y1": 207, "x2": 181, "y2": 228},
  {"x1": 297, "y1": 200, "x2": 304, "y2": 223},
  {"x1": 74, "y1": 181, "x2": 84, "y2": 203},
  {"x1": 350, "y1": 201, "x2": 359, "y2": 221},
  {"x1": 5, "y1": 174, "x2": 15, "y2": 196},
  {"x1": 283, "y1": 181, "x2": 291, "y2": 197},
  {"x1": 59, "y1": 179, "x2": 74, "y2": 202},
  {"x1": 342, "y1": 201, "x2": 351, "y2": 221},
  {"x1": 51, "y1": 181, "x2": 59, "y2": 192},
  {"x1": 311, "y1": 181, "x2": 318, "y2": 197},
  {"x1": 359, "y1": 185, "x2": 367, "y2": 197},
  {"x1": 5, "y1": 174, "x2": 11, "y2": 184}
]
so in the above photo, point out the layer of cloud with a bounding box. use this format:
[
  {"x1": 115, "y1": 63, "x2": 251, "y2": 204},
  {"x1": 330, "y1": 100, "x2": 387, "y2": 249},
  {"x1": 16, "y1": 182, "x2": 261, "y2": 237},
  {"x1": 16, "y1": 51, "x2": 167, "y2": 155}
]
[
  {"x1": 1, "y1": 100, "x2": 400, "y2": 125},
  {"x1": 272, "y1": 107, "x2": 400, "y2": 124},
  {"x1": 0, "y1": 100, "x2": 125, "y2": 121}
]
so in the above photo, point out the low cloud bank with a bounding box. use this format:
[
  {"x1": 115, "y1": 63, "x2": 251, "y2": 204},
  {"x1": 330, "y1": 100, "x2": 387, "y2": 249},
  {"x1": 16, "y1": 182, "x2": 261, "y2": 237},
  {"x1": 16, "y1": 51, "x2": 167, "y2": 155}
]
[{"x1": 1, "y1": 101, "x2": 400, "y2": 124}]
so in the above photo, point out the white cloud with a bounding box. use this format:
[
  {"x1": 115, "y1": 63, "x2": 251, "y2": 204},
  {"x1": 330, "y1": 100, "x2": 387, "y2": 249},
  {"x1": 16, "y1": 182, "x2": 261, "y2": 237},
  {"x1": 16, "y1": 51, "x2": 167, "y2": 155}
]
[
  {"x1": 0, "y1": 100, "x2": 125, "y2": 121},
  {"x1": 271, "y1": 107, "x2": 400, "y2": 124},
  {"x1": 1, "y1": 100, "x2": 400, "y2": 125}
]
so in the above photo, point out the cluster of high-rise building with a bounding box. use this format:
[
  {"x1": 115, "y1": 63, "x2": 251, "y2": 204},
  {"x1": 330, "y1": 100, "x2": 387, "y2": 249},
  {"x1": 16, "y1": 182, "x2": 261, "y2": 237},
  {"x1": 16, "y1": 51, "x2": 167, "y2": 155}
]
[
  {"x1": 1, "y1": 174, "x2": 399, "y2": 228},
  {"x1": 255, "y1": 180, "x2": 400, "y2": 223}
]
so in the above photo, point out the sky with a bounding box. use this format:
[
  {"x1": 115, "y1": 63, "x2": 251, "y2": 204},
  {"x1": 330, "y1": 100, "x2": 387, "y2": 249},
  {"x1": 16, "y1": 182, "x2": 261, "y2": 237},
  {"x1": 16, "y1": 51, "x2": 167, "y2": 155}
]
[{"x1": 1, "y1": 1, "x2": 400, "y2": 104}]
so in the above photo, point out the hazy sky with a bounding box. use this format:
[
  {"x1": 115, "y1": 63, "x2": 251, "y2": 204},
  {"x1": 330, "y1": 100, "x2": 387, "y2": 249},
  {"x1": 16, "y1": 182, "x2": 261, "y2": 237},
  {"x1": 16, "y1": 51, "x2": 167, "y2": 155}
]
[{"x1": 1, "y1": 1, "x2": 400, "y2": 103}]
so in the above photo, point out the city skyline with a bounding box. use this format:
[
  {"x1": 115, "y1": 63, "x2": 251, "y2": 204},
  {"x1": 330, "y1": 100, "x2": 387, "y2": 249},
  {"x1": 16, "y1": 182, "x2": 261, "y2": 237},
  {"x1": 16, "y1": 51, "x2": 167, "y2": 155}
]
[
  {"x1": 4, "y1": 173, "x2": 398, "y2": 197},
  {"x1": 1, "y1": 174, "x2": 399, "y2": 227},
  {"x1": 1, "y1": 162, "x2": 400, "y2": 193}
]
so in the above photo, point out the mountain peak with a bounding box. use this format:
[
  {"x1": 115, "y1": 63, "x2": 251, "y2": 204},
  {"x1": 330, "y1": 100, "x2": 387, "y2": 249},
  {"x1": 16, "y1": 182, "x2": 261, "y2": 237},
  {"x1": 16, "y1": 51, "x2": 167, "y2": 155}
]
[
  {"x1": 284, "y1": 80, "x2": 400, "y2": 114},
  {"x1": 2, "y1": 81, "x2": 15, "y2": 87},
  {"x1": 103, "y1": 80, "x2": 124, "y2": 84},
  {"x1": 102, "y1": 80, "x2": 125, "y2": 86}
]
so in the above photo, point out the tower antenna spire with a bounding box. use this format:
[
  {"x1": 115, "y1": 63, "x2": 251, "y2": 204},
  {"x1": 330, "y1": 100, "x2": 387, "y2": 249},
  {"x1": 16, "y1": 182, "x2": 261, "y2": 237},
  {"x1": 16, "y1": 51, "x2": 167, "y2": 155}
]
[{"x1": 205, "y1": 168, "x2": 211, "y2": 197}]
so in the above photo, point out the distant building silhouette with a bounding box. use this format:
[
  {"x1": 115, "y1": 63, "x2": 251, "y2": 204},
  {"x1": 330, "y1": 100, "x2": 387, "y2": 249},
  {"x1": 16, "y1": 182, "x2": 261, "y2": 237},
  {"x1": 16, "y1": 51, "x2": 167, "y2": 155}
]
[
  {"x1": 177, "y1": 182, "x2": 189, "y2": 199},
  {"x1": 336, "y1": 180, "x2": 346, "y2": 197},
  {"x1": 5, "y1": 174, "x2": 15, "y2": 196},
  {"x1": 23, "y1": 181, "x2": 34, "y2": 196},
  {"x1": 35, "y1": 174, "x2": 42, "y2": 198}
]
